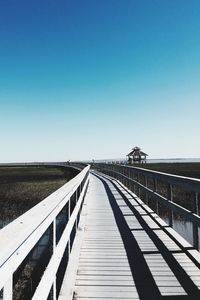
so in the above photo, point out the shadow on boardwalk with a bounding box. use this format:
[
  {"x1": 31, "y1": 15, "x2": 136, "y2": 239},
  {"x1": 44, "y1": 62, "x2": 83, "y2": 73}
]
[{"x1": 95, "y1": 173, "x2": 200, "y2": 300}]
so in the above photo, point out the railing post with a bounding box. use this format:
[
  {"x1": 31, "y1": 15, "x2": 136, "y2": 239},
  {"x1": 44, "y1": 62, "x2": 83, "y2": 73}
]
[
  {"x1": 68, "y1": 197, "x2": 71, "y2": 257},
  {"x1": 167, "y1": 184, "x2": 173, "y2": 227},
  {"x1": 129, "y1": 168, "x2": 133, "y2": 192},
  {"x1": 53, "y1": 219, "x2": 57, "y2": 300},
  {"x1": 124, "y1": 166, "x2": 126, "y2": 185},
  {"x1": 4, "y1": 277, "x2": 13, "y2": 300},
  {"x1": 133, "y1": 171, "x2": 136, "y2": 194},
  {"x1": 145, "y1": 176, "x2": 148, "y2": 205},
  {"x1": 153, "y1": 178, "x2": 158, "y2": 214},
  {"x1": 192, "y1": 192, "x2": 199, "y2": 250},
  {"x1": 121, "y1": 166, "x2": 124, "y2": 185},
  {"x1": 75, "y1": 190, "x2": 78, "y2": 231},
  {"x1": 137, "y1": 173, "x2": 140, "y2": 198},
  {"x1": 114, "y1": 165, "x2": 117, "y2": 179},
  {"x1": 124, "y1": 166, "x2": 126, "y2": 186},
  {"x1": 128, "y1": 167, "x2": 131, "y2": 190}
]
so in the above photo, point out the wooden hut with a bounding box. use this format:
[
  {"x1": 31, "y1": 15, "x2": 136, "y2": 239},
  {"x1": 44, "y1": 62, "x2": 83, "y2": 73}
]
[{"x1": 127, "y1": 146, "x2": 148, "y2": 164}]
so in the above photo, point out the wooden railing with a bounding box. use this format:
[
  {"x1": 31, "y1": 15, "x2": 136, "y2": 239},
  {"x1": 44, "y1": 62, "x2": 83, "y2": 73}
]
[
  {"x1": 0, "y1": 165, "x2": 90, "y2": 300},
  {"x1": 94, "y1": 163, "x2": 200, "y2": 250}
]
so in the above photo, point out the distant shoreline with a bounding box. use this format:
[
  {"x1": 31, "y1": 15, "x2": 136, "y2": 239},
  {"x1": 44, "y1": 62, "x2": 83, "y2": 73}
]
[
  {"x1": 147, "y1": 158, "x2": 200, "y2": 164},
  {"x1": 91, "y1": 158, "x2": 200, "y2": 164}
]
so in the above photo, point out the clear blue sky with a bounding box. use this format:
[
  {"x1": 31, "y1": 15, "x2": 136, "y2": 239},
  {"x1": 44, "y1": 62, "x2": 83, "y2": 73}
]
[{"x1": 0, "y1": 0, "x2": 200, "y2": 162}]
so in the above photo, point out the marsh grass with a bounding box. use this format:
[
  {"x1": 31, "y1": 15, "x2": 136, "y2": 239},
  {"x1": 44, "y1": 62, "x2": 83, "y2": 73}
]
[
  {"x1": 133, "y1": 162, "x2": 200, "y2": 179},
  {"x1": 0, "y1": 166, "x2": 78, "y2": 299},
  {"x1": 0, "y1": 166, "x2": 77, "y2": 227},
  {"x1": 130, "y1": 163, "x2": 200, "y2": 214}
]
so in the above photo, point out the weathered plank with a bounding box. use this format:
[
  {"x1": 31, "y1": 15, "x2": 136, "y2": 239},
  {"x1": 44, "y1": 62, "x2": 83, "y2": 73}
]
[
  {"x1": 69, "y1": 173, "x2": 200, "y2": 300},
  {"x1": 73, "y1": 175, "x2": 137, "y2": 299}
]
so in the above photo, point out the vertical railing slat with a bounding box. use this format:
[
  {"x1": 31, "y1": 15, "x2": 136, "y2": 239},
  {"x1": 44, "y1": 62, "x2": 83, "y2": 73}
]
[
  {"x1": 53, "y1": 219, "x2": 57, "y2": 300},
  {"x1": 154, "y1": 179, "x2": 158, "y2": 214},
  {"x1": 95, "y1": 163, "x2": 200, "y2": 251},
  {"x1": 68, "y1": 198, "x2": 71, "y2": 257},
  {"x1": 192, "y1": 192, "x2": 199, "y2": 250},
  {"x1": 144, "y1": 176, "x2": 148, "y2": 205},
  {"x1": 3, "y1": 277, "x2": 13, "y2": 300},
  {"x1": 167, "y1": 184, "x2": 173, "y2": 227},
  {"x1": 0, "y1": 165, "x2": 90, "y2": 300}
]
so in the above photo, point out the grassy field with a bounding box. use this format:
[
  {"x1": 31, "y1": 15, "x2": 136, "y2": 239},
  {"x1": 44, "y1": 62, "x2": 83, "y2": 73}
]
[
  {"x1": 126, "y1": 162, "x2": 200, "y2": 215},
  {"x1": 130, "y1": 162, "x2": 200, "y2": 179},
  {"x1": 0, "y1": 166, "x2": 78, "y2": 227}
]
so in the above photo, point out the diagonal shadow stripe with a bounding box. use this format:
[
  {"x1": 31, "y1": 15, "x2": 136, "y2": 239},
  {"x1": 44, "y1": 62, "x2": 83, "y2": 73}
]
[
  {"x1": 93, "y1": 174, "x2": 161, "y2": 300},
  {"x1": 109, "y1": 176, "x2": 200, "y2": 300}
]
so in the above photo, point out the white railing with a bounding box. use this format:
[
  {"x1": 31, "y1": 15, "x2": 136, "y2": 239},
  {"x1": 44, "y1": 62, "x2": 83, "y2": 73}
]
[
  {"x1": 0, "y1": 165, "x2": 90, "y2": 300},
  {"x1": 94, "y1": 163, "x2": 200, "y2": 250}
]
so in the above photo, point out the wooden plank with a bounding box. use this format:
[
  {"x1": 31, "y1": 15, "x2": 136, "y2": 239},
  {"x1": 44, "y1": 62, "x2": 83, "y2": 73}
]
[
  {"x1": 78, "y1": 266, "x2": 131, "y2": 271},
  {"x1": 76, "y1": 280, "x2": 136, "y2": 286},
  {"x1": 188, "y1": 248, "x2": 200, "y2": 259},
  {"x1": 142, "y1": 216, "x2": 160, "y2": 229},
  {"x1": 144, "y1": 253, "x2": 187, "y2": 295},
  {"x1": 81, "y1": 244, "x2": 124, "y2": 247},
  {"x1": 82, "y1": 241, "x2": 124, "y2": 244},
  {"x1": 153, "y1": 276, "x2": 183, "y2": 282},
  {"x1": 75, "y1": 285, "x2": 137, "y2": 292},
  {"x1": 81, "y1": 246, "x2": 125, "y2": 250},
  {"x1": 79, "y1": 258, "x2": 128, "y2": 262},
  {"x1": 72, "y1": 173, "x2": 200, "y2": 300},
  {"x1": 161, "y1": 289, "x2": 187, "y2": 296},
  {"x1": 154, "y1": 229, "x2": 181, "y2": 251},
  {"x1": 73, "y1": 176, "x2": 138, "y2": 299},
  {"x1": 119, "y1": 206, "x2": 134, "y2": 215},
  {"x1": 77, "y1": 270, "x2": 133, "y2": 276},
  {"x1": 80, "y1": 248, "x2": 126, "y2": 252},
  {"x1": 78, "y1": 262, "x2": 129, "y2": 267},
  {"x1": 76, "y1": 275, "x2": 134, "y2": 281},
  {"x1": 80, "y1": 254, "x2": 128, "y2": 259},
  {"x1": 74, "y1": 298, "x2": 138, "y2": 300}
]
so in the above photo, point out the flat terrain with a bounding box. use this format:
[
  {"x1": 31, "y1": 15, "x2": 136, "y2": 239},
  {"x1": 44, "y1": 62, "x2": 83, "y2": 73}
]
[
  {"x1": 131, "y1": 163, "x2": 200, "y2": 179},
  {"x1": 0, "y1": 166, "x2": 78, "y2": 227},
  {"x1": 127, "y1": 162, "x2": 200, "y2": 214}
]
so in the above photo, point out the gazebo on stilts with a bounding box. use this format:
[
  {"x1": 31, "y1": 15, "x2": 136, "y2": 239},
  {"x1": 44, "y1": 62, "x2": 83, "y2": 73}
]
[{"x1": 127, "y1": 146, "x2": 148, "y2": 164}]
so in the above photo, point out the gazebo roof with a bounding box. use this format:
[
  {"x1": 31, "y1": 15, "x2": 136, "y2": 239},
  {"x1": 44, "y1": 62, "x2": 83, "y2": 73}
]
[{"x1": 127, "y1": 146, "x2": 148, "y2": 157}]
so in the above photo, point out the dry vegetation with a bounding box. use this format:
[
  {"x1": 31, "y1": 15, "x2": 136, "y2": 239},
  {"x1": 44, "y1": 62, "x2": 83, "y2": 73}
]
[
  {"x1": 132, "y1": 162, "x2": 200, "y2": 179},
  {"x1": 0, "y1": 165, "x2": 79, "y2": 299},
  {"x1": 0, "y1": 166, "x2": 78, "y2": 228},
  {"x1": 129, "y1": 163, "x2": 200, "y2": 218}
]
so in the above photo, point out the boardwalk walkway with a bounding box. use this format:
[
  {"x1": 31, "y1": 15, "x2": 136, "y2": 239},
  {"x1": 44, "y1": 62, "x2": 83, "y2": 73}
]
[{"x1": 62, "y1": 172, "x2": 200, "y2": 300}]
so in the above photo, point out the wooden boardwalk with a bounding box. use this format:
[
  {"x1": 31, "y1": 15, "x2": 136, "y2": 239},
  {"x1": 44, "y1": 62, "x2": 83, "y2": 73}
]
[{"x1": 65, "y1": 172, "x2": 200, "y2": 300}]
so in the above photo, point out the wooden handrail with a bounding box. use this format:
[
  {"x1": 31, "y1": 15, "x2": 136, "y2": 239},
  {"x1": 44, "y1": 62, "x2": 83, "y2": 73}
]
[
  {"x1": 0, "y1": 165, "x2": 90, "y2": 299},
  {"x1": 94, "y1": 163, "x2": 200, "y2": 250}
]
